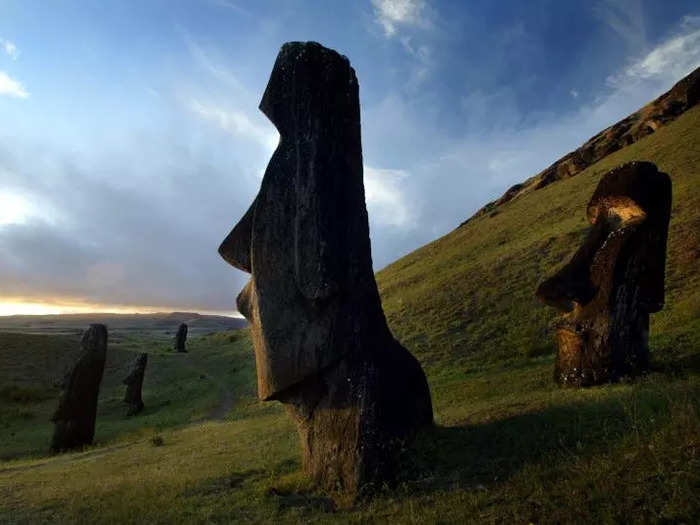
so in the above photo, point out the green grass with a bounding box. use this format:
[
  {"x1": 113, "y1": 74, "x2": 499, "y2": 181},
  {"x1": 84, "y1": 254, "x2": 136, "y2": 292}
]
[
  {"x1": 1, "y1": 106, "x2": 699, "y2": 523},
  {"x1": 0, "y1": 330, "x2": 256, "y2": 460}
]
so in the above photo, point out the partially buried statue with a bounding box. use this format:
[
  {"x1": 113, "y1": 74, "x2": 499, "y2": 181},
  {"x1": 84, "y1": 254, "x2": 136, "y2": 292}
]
[
  {"x1": 51, "y1": 324, "x2": 108, "y2": 451},
  {"x1": 218, "y1": 41, "x2": 433, "y2": 495},
  {"x1": 174, "y1": 323, "x2": 187, "y2": 352},
  {"x1": 123, "y1": 352, "x2": 148, "y2": 416},
  {"x1": 536, "y1": 161, "x2": 672, "y2": 386}
]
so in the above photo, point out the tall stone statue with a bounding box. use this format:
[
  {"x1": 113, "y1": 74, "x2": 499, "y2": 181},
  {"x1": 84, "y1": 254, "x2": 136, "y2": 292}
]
[
  {"x1": 218, "y1": 41, "x2": 433, "y2": 495},
  {"x1": 174, "y1": 323, "x2": 187, "y2": 352},
  {"x1": 536, "y1": 161, "x2": 672, "y2": 386},
  {"x1": 51, "y1": 324, "x2": 108, "y2": 451},
  {"x1": 123, "y1": 352, "x2": 148, "y2": 416}
]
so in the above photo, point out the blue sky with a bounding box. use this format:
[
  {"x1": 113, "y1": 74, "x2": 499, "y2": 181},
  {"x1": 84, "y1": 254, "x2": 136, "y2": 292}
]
[{"x1": 1, "y1": 0, "x2": 699, "y2": 314}]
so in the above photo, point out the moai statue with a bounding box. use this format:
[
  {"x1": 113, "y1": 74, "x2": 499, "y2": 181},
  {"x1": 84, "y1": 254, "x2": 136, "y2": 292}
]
[
  {"x1": 536, "y1": 161, "x2": 672, "y2": 386},
  {"x1": 218, "y1": 42, "x2": 433, "y2": 496},
  {"x1": 174, "y1": 323, "x2": 188, "y2": 352},
  {"x1": 51, "y1": 324, "x2": 108, "y2": 451},
  {"x1": 123, "y1": 352, "x2": 148, "y2": 416}
]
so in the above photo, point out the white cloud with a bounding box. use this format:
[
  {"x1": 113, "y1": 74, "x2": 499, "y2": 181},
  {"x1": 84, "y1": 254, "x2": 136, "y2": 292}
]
[
  {"x1": 608, "y1": 17, "x2": 700, "y2": 87},
  {"x1": 570, "y1": 89, "x2": 579, "y2": 99},
  {"x1": 1, "y1": 39, "x2": 18, "y2": 60},
  {"x1": 371, "y1": 0, "x2": 428, "y2": 37},
  {"x1": 189, "y1": 99, "x2": 278, "y2": 151},
  {"x1": 364, "y1": 166, "x2": 414, "y2": 228},
  {"x1": 0, "y1": 71, "x2": 29, "y2": 98}
]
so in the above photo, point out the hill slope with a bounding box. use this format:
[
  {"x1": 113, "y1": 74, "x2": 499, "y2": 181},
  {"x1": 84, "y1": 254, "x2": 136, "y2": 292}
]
[
  {"x1": 465, "y1": 66, "x2": 700, "y2": 223},
  {"x1": 377, "y1": 103, "x2": 700, "y2": 376}
]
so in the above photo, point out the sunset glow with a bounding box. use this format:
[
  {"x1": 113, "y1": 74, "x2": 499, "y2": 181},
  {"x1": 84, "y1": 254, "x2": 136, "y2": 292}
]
[{"x1": 0, "y1": 299, "x2": 240, "y2": 317}]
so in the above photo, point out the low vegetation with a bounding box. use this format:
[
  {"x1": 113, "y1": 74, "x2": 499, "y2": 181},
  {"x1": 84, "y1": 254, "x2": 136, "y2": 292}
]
[{"x1": 1, "y1": 106, "x2": 699, "y2": 523}]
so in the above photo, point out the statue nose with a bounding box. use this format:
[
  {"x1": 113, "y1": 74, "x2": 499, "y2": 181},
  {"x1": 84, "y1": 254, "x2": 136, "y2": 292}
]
[{"x1": 236, "y1": 279, "x2": 254, "y2": 320}]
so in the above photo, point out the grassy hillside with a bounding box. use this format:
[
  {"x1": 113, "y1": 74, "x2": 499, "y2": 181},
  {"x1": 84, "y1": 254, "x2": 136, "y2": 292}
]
[
  {"x1": 0, "y1": 106, "x2": 698, "y2": 523},
  {"x1": 377, "y1": 104, "x2": 700, "y2": 375}
]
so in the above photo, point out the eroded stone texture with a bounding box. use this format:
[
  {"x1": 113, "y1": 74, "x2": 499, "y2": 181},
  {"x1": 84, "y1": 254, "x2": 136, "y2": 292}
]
[
  {"x1": 123, "y1": 352, "x2": 148, "y2": 416},
  {"x1": 174, "y1": 323, "x2": 188, "y2": 352},
  {"x1": 51, "y1": 324, "x2": 108, "y2": 451},
  {"x1": 218, "y1": 41, "x2": 433, "y2": 495},
  {"x1": 536, "y1": 161, "x2": 672, "y2": 386}
]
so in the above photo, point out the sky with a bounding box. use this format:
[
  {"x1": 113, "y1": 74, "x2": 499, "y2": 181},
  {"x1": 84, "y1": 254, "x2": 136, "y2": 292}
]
[{"x1": 1, "y1": 0, "x2": 699, "y2": 316}]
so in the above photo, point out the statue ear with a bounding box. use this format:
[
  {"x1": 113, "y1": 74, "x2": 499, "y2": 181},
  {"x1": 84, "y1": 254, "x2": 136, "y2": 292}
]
[
  {"x1": 219, "y1": 198, "x2": 256, "y2": 273},
  {"x1": 293, "y1": 164, "x2": 342, "y2": 302}
]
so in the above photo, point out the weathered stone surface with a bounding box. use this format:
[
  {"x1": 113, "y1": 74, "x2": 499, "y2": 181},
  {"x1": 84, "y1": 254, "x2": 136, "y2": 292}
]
[
  {"x1": 174, "y1": 323, "x2": 188, "y2": 352},
  {"x1": 123, "y1": 352, "x2": 148, "y2": 416},
  {"x1": 218, "y1": 41, "x2": 433, "y2": 495},
  {"x1": 536, "y1": 161, "x2": 672, "y2": 386},
  {"x1": 51, "y1": 324, "x2": 108, "y2": 451}
]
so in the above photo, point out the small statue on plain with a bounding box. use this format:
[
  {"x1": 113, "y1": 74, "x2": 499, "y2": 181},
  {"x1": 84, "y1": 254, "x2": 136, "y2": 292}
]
[
  {"x1": 123, "y1": 352, "x2": 148, "y2": 416},
  {"x1": 51, "y1": 324, "x2": 108, "y2": 451},
  {"x1": 174, "y1": 323, "x2": 187, "y2": 353}
]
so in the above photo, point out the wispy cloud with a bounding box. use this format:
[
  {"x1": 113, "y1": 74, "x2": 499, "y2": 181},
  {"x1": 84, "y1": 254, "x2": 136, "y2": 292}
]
[
  {"x1": 364, "y1": 166, "x2": 414, "y2": 228},
  {"x1": 594, "y1": 0, "x2": 647, "y2": 49},
  {"x1": 210, "y1": 0, "x2": 252, "y2": 16},
  {"x1": 183, "y1": 34, "x2": 247, "y2": 91},
  {"x1": 0, "y1": 38, "x2": 18, "y2": 60},
  {"x1": 189, "y1": 99, "x2": 278, "y2": 151},
  {"x1": 399, "y1": 36, "x2": 432, "y2": 86},
  {"x1": 371, "y1": 0, "x2": 428, "y2": 37},
  {"x1": 607, "y1": 15, "x2": 700, "y2": 86},
  {"x1": 0, "y1": 71, "x2": 29, "y2": 98}
]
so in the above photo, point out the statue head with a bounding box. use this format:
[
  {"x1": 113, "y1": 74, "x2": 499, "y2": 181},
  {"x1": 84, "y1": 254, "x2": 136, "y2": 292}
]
[{"x1": 218, "y1": 42, "x2": 386, "y2": 400}]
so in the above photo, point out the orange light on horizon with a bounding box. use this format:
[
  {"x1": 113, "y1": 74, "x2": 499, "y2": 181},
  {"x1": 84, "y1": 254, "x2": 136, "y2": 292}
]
[{"x1": 0, "y1": 299, "x2": 242, "y2": 318}]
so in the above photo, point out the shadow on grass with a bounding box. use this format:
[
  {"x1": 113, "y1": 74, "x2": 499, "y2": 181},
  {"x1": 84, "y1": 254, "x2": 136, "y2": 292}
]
[
  {"x1": 183, "y1": 457, "x2": 336, "y2": 513},
  {"x1": 399, "y1": 386, "x2": 675, "y2": 494}
]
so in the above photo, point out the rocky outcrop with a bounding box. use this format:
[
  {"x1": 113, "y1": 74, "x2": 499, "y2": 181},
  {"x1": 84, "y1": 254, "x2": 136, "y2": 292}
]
[
  {"x1": 174, "y1": 323, "x2": 187, "y2": 352},
  {"x1": 123, "y1": 352, "x2": 147, "y2": 416},
  {"x1": 536, "y1": 162, "x2": 672, "y2": 386},
  {"x1": 463, "y1": 66, "x2": 698, "y2": 226},
  {"x1": 51, "y1": 324, "x2": 108, "y2": 451},
  {"x1": 218, "y1": 41, "x2": 433, "y2": 496}
]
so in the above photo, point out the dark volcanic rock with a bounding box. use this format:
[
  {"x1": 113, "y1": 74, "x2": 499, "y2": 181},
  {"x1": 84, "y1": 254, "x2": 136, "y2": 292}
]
[
  {"x1": 123, "y1": 352, "x2": 148, "y2": 416},
  {"x1": 218, "y1": 41, "x2": 433, "y2": 496},
  {"x1": 536, "y1": 161, "x2": 672, "y2": 386},
  {"x1": 174, "y1": 323, "x2": 188, "y2": 352},
  {"x1": 51, "y1": 324, "x2": 108, "y2": 451}
]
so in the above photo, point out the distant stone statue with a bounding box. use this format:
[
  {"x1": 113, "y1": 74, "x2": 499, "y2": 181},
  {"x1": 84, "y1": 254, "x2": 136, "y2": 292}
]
[
  {"x1": 218, "y1": 41, "x2": 433, "y2": 495},
  {"x1": 123, "y1": 352, "x2": 148, "y2": 415},
  {"x1": 174, "y1": 323, "x2": 187, "y2": 352},
  {"x1": 51, "y1": 324, "x2": 108, "y2": 451},
  {"x1": 536, "y1": 161, "x2": 672, "y2": 386}
]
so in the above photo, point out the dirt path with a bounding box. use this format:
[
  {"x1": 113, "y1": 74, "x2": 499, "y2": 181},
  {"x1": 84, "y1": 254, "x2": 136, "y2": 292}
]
[
  {"x1": 179, "y1": 353, "x2": 236, "y2": 421},
  {"x1": 0, "y1": 442, "x2": 137, "y2": 474},
  {"x1": 207, "y1": 387, "x2": 234, "y2": 420}
]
